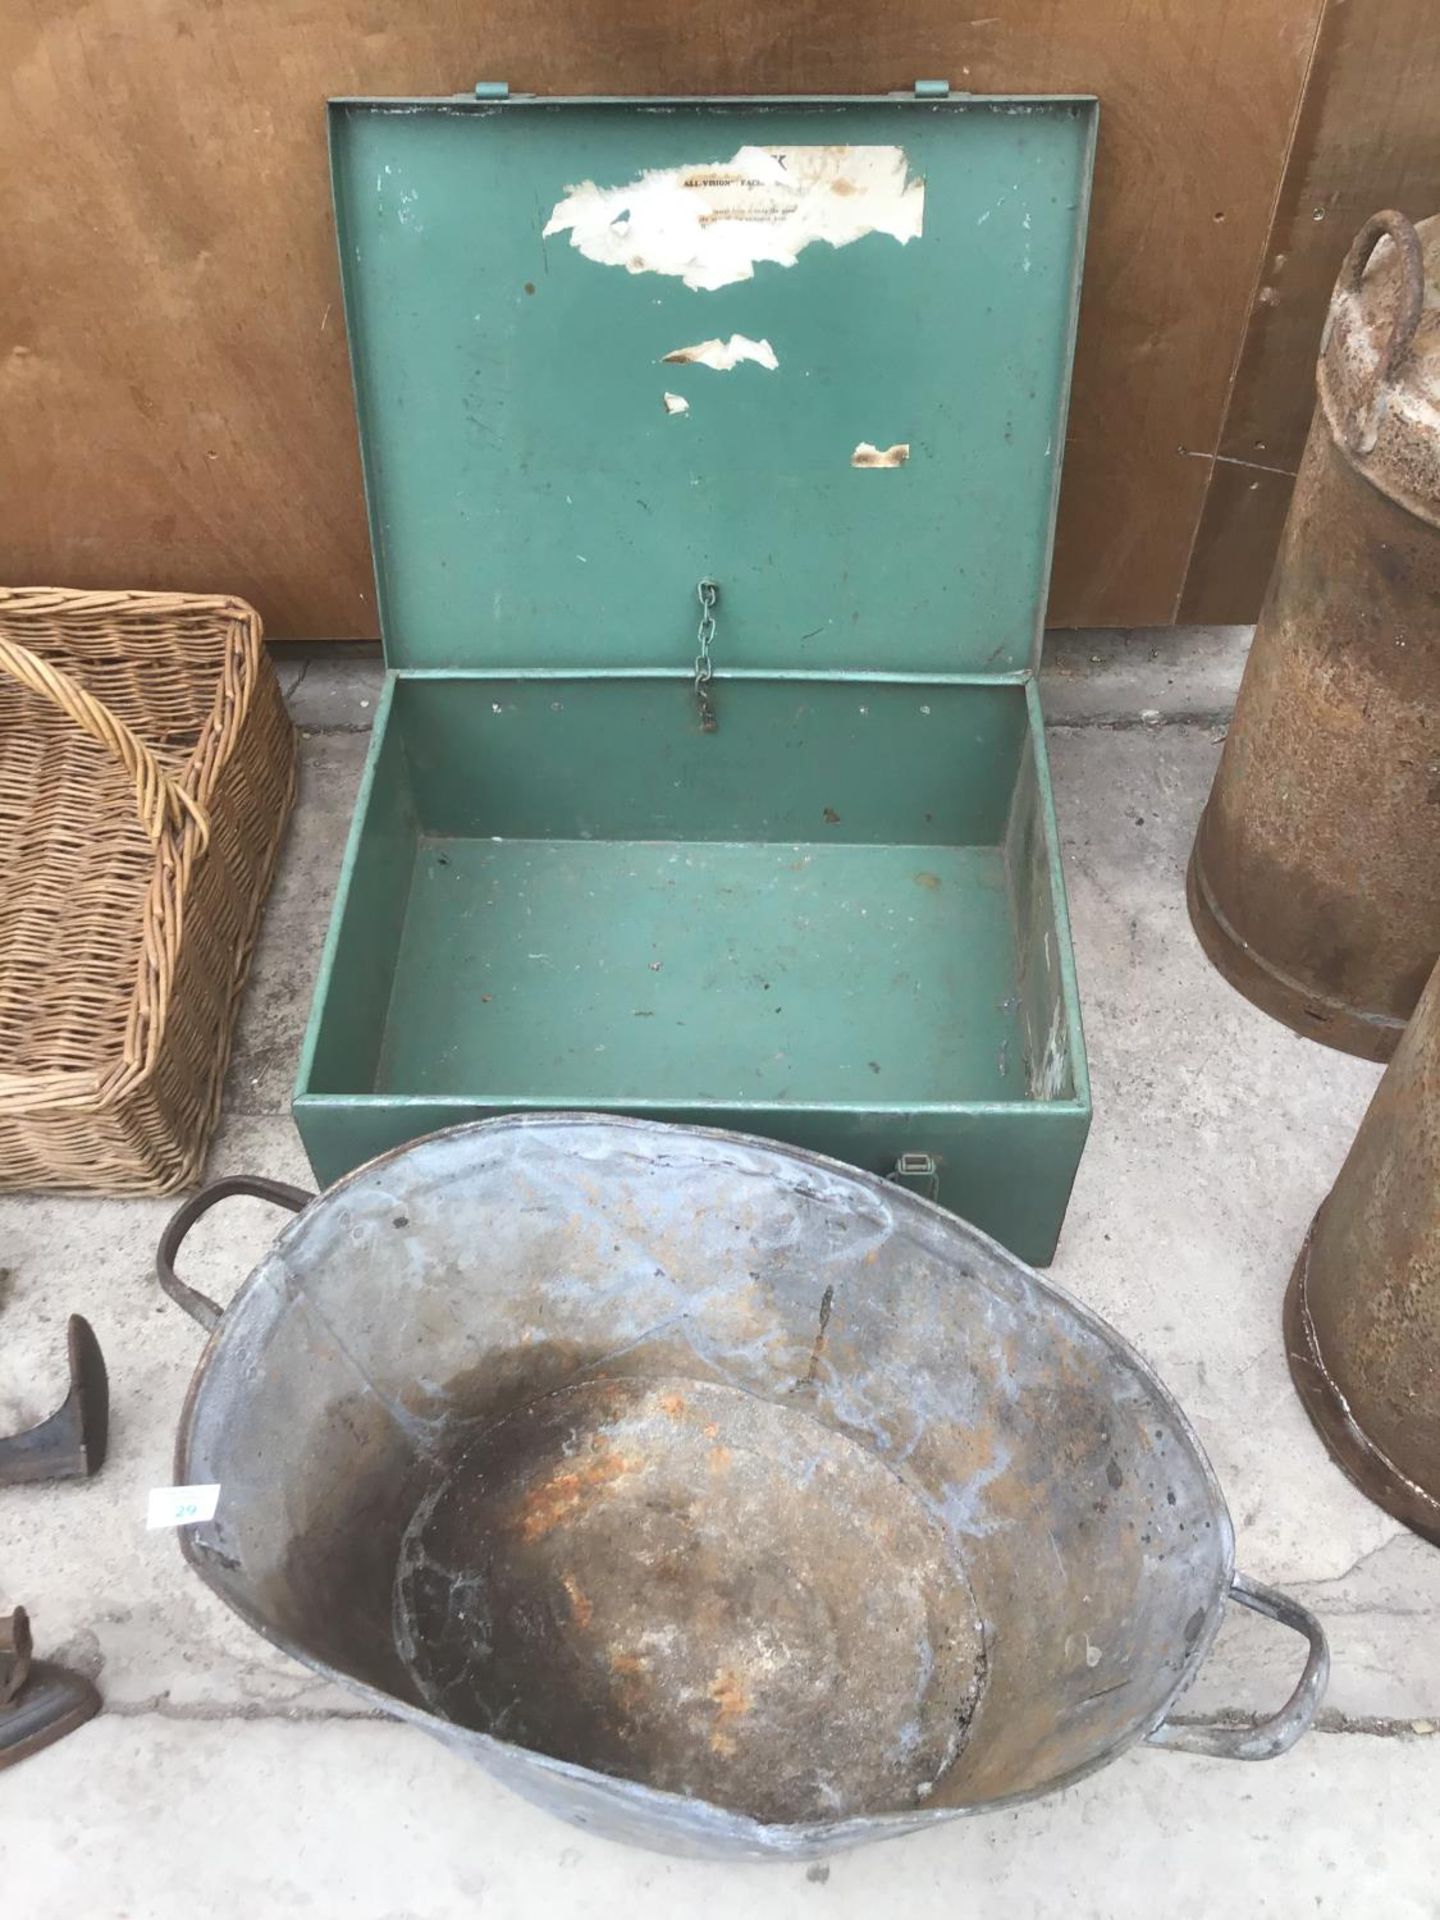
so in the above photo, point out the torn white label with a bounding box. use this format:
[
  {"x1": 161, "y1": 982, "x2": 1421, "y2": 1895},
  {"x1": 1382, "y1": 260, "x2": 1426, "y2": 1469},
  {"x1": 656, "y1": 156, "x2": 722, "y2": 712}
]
[
  {"x1": 662, "y1": 392, "x2": 690, "y2": 415},
  {"x1": 852, "y1": 442, "x2": 911, "y2": 469},
  {"x1": 544, "y1": 146, "x2": 924, "y2": 292},
  {"x1": 662, "y1": 334, "x2": 778, "y2": 373},
  {"x1": 147, "y1": 1483, "x2": 221, "y2": 1530},
  {"x1": 150, "y1": 1482, "x2": 224, "y2": 1528}
]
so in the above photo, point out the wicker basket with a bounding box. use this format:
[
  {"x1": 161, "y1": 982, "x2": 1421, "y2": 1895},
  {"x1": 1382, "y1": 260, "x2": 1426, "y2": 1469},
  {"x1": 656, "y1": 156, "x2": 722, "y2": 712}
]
[{"x1": 0, "y1": 588, "x2": 296, "y2": 1192}]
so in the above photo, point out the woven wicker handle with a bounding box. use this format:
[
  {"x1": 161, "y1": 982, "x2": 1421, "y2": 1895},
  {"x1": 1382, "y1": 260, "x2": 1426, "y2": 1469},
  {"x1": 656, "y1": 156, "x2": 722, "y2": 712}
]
[{"x1": 0, "y1": 635, "x2": 210, "y2": 848}]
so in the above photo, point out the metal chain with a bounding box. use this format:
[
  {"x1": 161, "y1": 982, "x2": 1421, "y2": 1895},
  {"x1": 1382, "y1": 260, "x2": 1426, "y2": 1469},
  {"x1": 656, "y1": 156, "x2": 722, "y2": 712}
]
[{"x1": 694, "y1": 579, "x2": 719, "y2": 733}]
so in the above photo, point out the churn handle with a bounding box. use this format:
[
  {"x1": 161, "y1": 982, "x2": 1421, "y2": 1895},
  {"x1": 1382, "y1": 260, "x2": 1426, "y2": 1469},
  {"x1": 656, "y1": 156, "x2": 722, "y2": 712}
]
[
  {"x1": 157, "y1": 1175, "x2": 314, "y2": 1334},
  {"x1": 1333, "y1": 210, "x2": 1425, "y2": 456},
  {"x1": 1146, "y1": 1571, "x2": 1329, "y2": 1762}
]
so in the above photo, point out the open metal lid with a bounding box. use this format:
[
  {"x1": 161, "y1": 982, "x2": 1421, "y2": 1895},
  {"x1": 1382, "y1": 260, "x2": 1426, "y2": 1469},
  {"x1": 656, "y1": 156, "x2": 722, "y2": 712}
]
[{"x1": 330, "y1": 93, "x2": 1095, "y2": 675}]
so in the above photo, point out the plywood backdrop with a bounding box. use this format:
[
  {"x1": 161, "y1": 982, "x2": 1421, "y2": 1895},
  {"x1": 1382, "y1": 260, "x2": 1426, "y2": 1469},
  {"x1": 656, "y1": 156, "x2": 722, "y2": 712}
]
[
  {"x1": 1182, "y1": 0, "x2": 1440, "y2": 622},
  {"x1": 1, "y1": 0, "x2": 1381, "y2": 636}
]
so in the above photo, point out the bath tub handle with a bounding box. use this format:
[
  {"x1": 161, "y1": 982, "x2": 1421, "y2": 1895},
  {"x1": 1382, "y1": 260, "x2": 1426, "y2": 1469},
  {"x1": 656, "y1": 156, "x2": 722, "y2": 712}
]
[
  {"x1": 157, "y1": 1175, "x2": 315, "y2": 1334},
  {"x1": 1146, "y1": 1571, "x2": 1329, "y2": 1761}
]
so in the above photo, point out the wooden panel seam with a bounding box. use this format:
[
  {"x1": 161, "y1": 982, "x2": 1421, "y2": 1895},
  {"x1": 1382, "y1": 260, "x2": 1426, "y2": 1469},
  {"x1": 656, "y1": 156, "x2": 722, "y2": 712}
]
[{"x1": 1172, "y1": 0, "x2": 1330, "y2": 622}]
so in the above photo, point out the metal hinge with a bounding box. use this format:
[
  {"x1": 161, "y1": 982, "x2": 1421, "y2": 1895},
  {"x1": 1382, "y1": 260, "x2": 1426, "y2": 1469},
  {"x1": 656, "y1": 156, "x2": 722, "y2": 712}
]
[
  {"x1": 913, "y1": 80, "x2": 951, "y2": 98},
  {"x1": 474, "y1": 81, "x2": 510, "y2": 100},
  {"x1": 889, "y1": 1152, "x2": 941, "y2": 1202}
]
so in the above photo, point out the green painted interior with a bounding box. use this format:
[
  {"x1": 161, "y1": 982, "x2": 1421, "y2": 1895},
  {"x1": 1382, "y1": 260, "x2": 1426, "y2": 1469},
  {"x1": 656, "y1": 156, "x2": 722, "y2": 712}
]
[
  {"x1": 396, "y1": 675, "x2": 1027, "y2": 842},
  {"x1": 1005, "y1": 725, "x2": 1069, "y2": 1099},
  {"x1": 295, "y1": 674, "x2": 1088, "y2": 1260},
  {"x1": 378, "y1": 838, "x2": 1024, "y2": 1102},
  {"x1": 329, "y1": 96, "x2": 1094, "y2": 677},
  {"x1": 301, "y1": 680, "x2": 413, "y2": 1099},
  {"x1": 297, "y1": 676, "x2": 1085, "y2": 1252}
]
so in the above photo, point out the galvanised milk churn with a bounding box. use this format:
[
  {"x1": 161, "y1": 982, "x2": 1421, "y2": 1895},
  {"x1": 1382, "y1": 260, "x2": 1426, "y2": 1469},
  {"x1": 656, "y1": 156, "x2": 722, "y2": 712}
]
[{"x1": 1189, "y1": 211, "x2": 1440, "y2": 1060}]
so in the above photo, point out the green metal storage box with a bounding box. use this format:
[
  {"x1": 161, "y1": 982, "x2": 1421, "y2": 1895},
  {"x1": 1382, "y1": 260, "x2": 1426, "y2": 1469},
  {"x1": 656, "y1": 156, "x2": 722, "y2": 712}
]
[{"x1": 296, "y1": 87, "x2": 1095, "y2": 1264}]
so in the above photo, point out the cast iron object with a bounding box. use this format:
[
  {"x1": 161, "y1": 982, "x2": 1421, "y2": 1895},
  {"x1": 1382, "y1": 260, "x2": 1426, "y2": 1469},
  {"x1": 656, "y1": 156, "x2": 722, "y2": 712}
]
[
  {"x1": 1286, "y1": 954, "x2": 1440, "y2": 1542},
  {"x1": 156, "y1": 1117, "x2": 1327, "y2": 1859},
  {"x1": 0, "y1": 1607, "x2": 101, "y2": 1770},
  {"x1": 1188, "y1": 209, "x2": 1440, "y2": 1060},
  {"x1": 0, "y1": 1314, "x2": 108, "y2": 1486}
]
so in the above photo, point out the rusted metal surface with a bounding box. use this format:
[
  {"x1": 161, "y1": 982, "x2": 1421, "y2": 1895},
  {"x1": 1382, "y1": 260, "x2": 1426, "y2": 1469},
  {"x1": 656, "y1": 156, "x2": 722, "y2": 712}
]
[
  {"x1": 159, "y1": 1116, "x2": 1327, "y2": 1859},
  {"x1": 0, "y1": 1608, "x2": 32, "y2": 1708},
  {"x1": 0, "y1": 1314, "x2": 108, "y2": 1486},
  {"x1": 1286, "y1": 955, "x2": 1440, "y2": 1543},
  {"x1": 1188, "y1": 209, "x2": 1440, "y2": 1060},
  {"x1": 396, "y1": 1375, "x2": 987, "y2": 1825}
]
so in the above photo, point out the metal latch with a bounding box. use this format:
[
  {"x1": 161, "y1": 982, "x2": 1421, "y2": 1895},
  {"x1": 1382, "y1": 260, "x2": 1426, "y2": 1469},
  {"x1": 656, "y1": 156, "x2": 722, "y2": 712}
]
[
  {"x1": 889, "y1": 1152, "x2": 941, "y2": 1202},
  {"x1": 693, "y1": 579, "x2": 719, "y2": 734}
]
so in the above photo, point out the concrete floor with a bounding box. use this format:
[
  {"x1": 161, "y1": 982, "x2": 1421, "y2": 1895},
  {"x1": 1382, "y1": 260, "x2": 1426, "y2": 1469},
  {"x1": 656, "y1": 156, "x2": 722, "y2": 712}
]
[{"x1": 2, "y1": 631, "x2": 1437, "y2": 1917}]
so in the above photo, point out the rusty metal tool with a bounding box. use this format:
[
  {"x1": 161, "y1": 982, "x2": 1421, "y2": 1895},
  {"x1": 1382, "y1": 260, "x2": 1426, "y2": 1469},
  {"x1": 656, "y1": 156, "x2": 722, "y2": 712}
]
[
  {"x1": 0, "y1": 1314, "x2": 109, "y2": 1486},
  {"x1": 0, "y1": 1607, "x2": 100, "y2": 1769}
]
